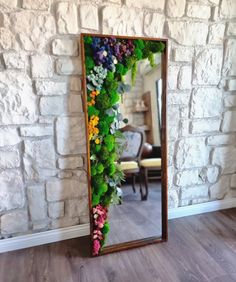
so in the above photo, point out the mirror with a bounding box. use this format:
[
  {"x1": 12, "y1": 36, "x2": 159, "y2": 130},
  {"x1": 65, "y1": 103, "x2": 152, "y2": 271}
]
[{"x1": 81, "y1": 34, "x2": 168, "y2": 256}]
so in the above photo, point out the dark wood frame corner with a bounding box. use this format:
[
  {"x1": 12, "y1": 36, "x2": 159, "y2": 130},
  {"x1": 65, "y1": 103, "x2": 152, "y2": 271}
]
[{"x1": 80, "y1": 33, "x2": 168, "y2": 256}]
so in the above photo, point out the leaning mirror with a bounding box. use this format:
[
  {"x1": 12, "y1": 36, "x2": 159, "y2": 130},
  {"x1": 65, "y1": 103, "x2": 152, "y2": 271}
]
[{"x1": 81, "y1": 34, "x2": 168, "y2": 256}]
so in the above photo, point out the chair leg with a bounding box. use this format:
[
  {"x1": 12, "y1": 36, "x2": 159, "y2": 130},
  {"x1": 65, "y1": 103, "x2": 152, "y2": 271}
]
[
  {"x1": 142, "y1": 168, "x2": 148, "y2": 200},
  {"x1": 138, "y1": 172, "x2": 144, "y2": 200},
  {"x1": 132, "y1": 174, "x2": 136, "y2": 193}
]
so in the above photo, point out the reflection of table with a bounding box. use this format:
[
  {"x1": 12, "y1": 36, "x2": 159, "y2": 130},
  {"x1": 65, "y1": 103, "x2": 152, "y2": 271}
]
[{"x1": 140, "y1": 158, "x2": 162, "y2": 200}]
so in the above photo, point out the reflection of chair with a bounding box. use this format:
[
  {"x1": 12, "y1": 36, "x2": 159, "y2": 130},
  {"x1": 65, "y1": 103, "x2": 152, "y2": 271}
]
[
  {"x1": 140, "y1": 146, "x2": 162, "y2": 200},
  {"x1": 118, "y1": 125, "x2": 145, "y2": 198}
]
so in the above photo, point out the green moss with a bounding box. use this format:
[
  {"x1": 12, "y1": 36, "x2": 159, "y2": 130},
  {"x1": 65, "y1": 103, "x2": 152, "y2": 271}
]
[
  {"x1": 97, "y1": 163, "x2": 104, "y2": 174},
  {"x1": 87, "y1": 106, "x2": 99, "y2": 117},
  {"x1": 134, "y1": 48, "x2": 143, "y2": 60},
  {"x1": 102, "y1": 222, "x2": 110, "y2": 234}
]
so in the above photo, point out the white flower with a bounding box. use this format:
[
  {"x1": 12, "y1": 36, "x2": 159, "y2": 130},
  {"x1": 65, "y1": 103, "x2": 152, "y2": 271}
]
[{"x1": 103, "y1": 50, "x2": 108, "y2": 57}]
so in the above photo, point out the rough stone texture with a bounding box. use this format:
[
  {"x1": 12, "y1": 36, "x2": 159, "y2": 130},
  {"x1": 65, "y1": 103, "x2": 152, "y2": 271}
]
[
  {"x1": 178, "y1": 66, "x2": 192, "y2": 90},
  {"x1": 48, "y1": 202, "x2": 64, "y2": 219},
  {"x1": 227, "y1": 23, "x2": 236, "y2": 36},
  {"x1": 173, "y1": 47, "x2": 194, "y2": 62},
  {"x1": 231, "y1": 174, "x2": 236, "y2": 188},
  {"x1": 223, "y1": 39, "x2": 236, "y2": 76},
  {"x1": 20, "y1": 125, "x2": 53, "y2": 137},
  {"x1": 207, "y1": 134, "x2": 235, "y2": 146},
  {"x1": 224, "y1": 95, "x2": 236, "y2": 107},
  {"x1": 35, "y1": 80, "x2": 67, "y2": 96},
  {"x1": 180, "y1": 185, "x2": 209, "y2": 201},
  {"x1": 212, "y1": 146, "x2": 236, "y2": 173},
  {"x1": 69, "y1": 77, "x2": 81, "y2": 91},
  {"x1": 3, "y1": 52, "x2": 26, "y2": 69},
  {"x1": 0, "y1": 128, "x2": 20, "y2": 146},
  {"x1": 31, "y1": 55, "x2": 53, "y2": 78},
  {"x1": 0, "y1": 170, "x2": 24, "y2": 212},
  {"x1": 222, "y1": 111, "x2": 236, "y2": 132},
  {"x1": 210, "y1": 176, "x2": 231, "y2": 199},
  {"x1": 0, "y1": 72, "x2": 37, "y2": 125},
  {"x1": 102, "y1": 6, "x2": 143, "y2": 36},
  {"x1": 206, "y1": 166, "x2": 219, "y2": 184},
  {"x1": 0, "y1": 147, "x2": 20, "y2": 169},
  {"x1": 125, "y1": 0, "x2": 165, "y2": 10},
  {"x1": 190, "y1": 88, "x2": 222, "y2": 118},
  {"x1": 56, "y1": 58, "x2": 82, "y2": 75},
  {"x1": 56, "y1": 3, "x2": 79, "y2": 34},
  {"x1": 67, "y1": 197, "x2": 89, "y2": 218},
  {"x1": 52, "y1": 39, "x2": 78, "y2": 56},
  {"x1": 167, "y1": 21, "x2": 208, "y2": 46},
  {"x1": 166, "y1": 0, "x2": 185, "y2": 17},
  {"x1": 56, "y1": 116, "x2": 87, "y2": 155},
  {"x1": 1, "y1": 210, "x2": 28, "y2": 235},
  {"x1": 27, "y1": 185, "x2": 47, "y2": 221},
  {"x1": 187, "y1": 4, "x2": 211, "y2": 19},
  {"x1": 208, "y1": 24, "x2": 225, "y2": 45},
  {"x1": 193, "y1": 48, "x2": 223, "y2": 85},
  {"x1": 190, "y1": 119, "x2": 221, "y2": 134},
  {"x1": 175, "y1": 137, "x2": 208, "y2": 169},
  {"x1": 58, "y1": 156, "x2": 83, "y2": 169},
  {"x1": 40, "y1": 96, "x2": 66, "y2": 116},
  {"x1": 175, "y1": 169, "x2": 203, "y2": 187},
  {"x1": 10, "y1": 11, "x2": 55, "y2": 51},
  {"x1": 80, "y1": 4, "x2": 99, "y2": 30},
  {"x1": 22, "y1": 0, "x2": 50, "y2": 10},
  {"x1": 220, "y1": 0, "x2": 236, "y2": 19},
  {"x1": 168, "y1": 66, "x2": 179, "y2": 90},
  {"x1": 227, "y1": 79, "x2": 236, "y2": 91},
  {"x1": 46, "y1": 179, "x2": 88, "y2": 201},
  {"x1": 144, "y1": 13, "x2": 164, "y2": 37}
]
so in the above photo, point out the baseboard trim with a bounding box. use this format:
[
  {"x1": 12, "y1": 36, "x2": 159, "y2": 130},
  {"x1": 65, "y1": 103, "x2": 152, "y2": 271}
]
[
  {"x1": 0, "y1": 199, "x2": 235, "y2": 253},
  {"x1": 168, "y1": 198, "x2": 236, "y2": 220},
  {"x1": 0, "y1": 223, "x2": 90, "y2": 254}
]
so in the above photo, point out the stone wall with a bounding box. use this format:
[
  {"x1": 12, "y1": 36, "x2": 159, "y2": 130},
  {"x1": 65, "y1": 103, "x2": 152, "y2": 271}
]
[{"x1": 0, "y1": 0, "x2": 235, "y2": 238}]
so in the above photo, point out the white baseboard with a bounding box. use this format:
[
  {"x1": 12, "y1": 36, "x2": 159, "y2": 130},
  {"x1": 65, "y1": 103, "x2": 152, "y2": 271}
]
[
  {"x1": 168, "y1": 198, "x2": 236, "y2": 220},
  {"x1": 0, "y1": 223, "x2": 90, "y2": 254},
  {"x1": 0, "y1": 199, "x2": 235, "y2": 254}
]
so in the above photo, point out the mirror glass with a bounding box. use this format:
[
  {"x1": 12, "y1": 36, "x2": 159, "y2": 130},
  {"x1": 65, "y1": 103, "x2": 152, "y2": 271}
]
[{"x1": 81, "y1": 34, "x2": 167, "y2": 255}]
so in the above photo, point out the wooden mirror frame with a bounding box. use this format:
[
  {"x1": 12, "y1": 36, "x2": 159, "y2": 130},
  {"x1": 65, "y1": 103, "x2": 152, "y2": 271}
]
[{"x1": 81, "y1": 33, "x2": 168, "y2": 256}]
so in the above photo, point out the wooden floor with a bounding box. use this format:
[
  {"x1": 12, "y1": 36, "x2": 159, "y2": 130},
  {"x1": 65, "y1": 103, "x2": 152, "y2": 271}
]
[{"x1": 0, "y1": 209, "x2": 235, "y2": 282}]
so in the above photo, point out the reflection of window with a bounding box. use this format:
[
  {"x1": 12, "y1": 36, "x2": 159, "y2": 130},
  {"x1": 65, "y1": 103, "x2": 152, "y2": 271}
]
[{"x1": 156, "y1": 79, "x2": 162, "y2": 130}]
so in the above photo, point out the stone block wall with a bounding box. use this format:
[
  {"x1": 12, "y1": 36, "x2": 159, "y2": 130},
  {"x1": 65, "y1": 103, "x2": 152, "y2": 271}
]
[{"x1": 0, "y1": 0, "x2": 235, "y2": 238}]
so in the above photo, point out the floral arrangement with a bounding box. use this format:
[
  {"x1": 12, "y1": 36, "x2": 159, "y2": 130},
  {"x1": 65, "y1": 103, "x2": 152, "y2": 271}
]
[{"x1": 83, "y1": 35, "x2": 165, "y2": 255}]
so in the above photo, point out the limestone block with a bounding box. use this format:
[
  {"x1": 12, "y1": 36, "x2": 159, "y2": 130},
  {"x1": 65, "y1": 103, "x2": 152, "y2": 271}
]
[
  {"x1": 144, "y1": 12, "x2": 164, "y2": 37},
  {"x1": 208, "y1": 23, "x2": 225, "y2": 45},
  {"x1": 0, "y1": 72, "x2": 37, "y2": 125},
  {"x1": 166, "y1": 0, "x2": 186, "y2": 17},
  {"x1": 206, "y1": 166, "x2": 219, "y2": 183},
  {"x1": 220, "y1": 0, "x2": 236, "y2": 19},
  {"x1": 80, "y1": 4, "x2": 99, "y2": 30},
  {"x1": 173, "y1": 47, "x2": 194, "y2": 62},
  {"x1": 56, "y1": 116, "x2": 87, "y2": 155},
  {"x1": 207, "y1": 134, "x2": 235, "y2": 146},
  {"x1": 69, "y1": 76, "x2": 81, "y2": 91},
  {"x1": 178, "y1": 66, "x2": 192, "y2": 90},
  {"x1": 212, "y1": 146, "x2": 236, "y2": 173},
  {"x1": 48, "y1": 202, "x2": 64, "y2": 219},
  {"x1": 168, "y1": 190, "x2": 179, "y2": 209},
  {"x1": 210, "y1": 175, "x2": 231, "y2": 199},
  {"x1": 20, "y1": 125, "x2": 53, "y2": 137},
  {"x1": 67, "y1": 197, "x2": 89, "y2": 218},
  {"x1": 0, "y1": 0, "x2": 17, "y2": 7},
  {"x1": 22, "y1": 0, "x2": 50, "y2": 10},
  {"x1": 40, "y1": 96, "x2": 66, "y2": 116},
  {"x1": 125, "y1": 0, "x2": 165, "y2": 10},
  {"x1": 0, "y1": 147, "x2": 20, "y2": 169},
  {"x1": 58, "y1": 156, "x2": 83, "y2": 169},
  {"x1": 27, "y1": 185, "x2": 47, "y2": 221},
  {"x1": 46, "y1": 179, "x2": 88, "y2": 201},
  {"x1": 102, "y1": 6, "x2": 143, "y2": 36},
  {"x1": 0, "y1": 128, "x2": 20, "y2": 146},
  {"x1": 31, "y1": 55, "x2": 53, "y2": 78},
  {"x1": 222, "y1": 111, "x2": 236, "y2": 132},
  {"x1": 175, "y1": 137, "x2": 209, "y2": 169},
  {"x1": 3, "y1": 52, "x2": 26, "y2": 69},
  {"x1": 56, "y1": 3, "x2": 79, "y2": 34},
  {"x1": 190, "y1": 119, "x2": 221, "y2": 134},
  {"x1": 230, "y1": 174, "x2": 236, "y2": 188},
  {"x1": 52, "y1": 38, "x2": 78, "y2": 56},
  {"x1": 0, "y1": 28, "x2": 16, "y2": 50},
  {"x1": 224, "y1": 95, "x2": 236, "y2": 107},
  {"x1": 175, "y1": 169, "x2": 203, "y2": 187},
  {"x1": 1, "y1": 210, "x2": 28, "y2": 235},
  {"x1": 193, "y1": 48, "x2": 223, "y2": 85},
  {"x1": 187, "y1": 4, "x2": 211, "y2": 19},
  {"x1": 180, "y1": 185, "x2": 209, "y2": 201},
  {"x1": 51, "y1": 217, "x2": 79, "y2": 229},
  {"x1": 227, "y1": 23, "x2": 236, "y2": 36},
  {"x1": 58, "y1": 171, "x2": 73, "y2": 179},
  {"x1": 56, "y1": 58, "x2": 82, "y2": 75},
  {"x1": 68, "y1": 94, "x2": 83, "y2": 113},
  {"x1": 0, "y1": 170, "x2": 24, "y2": 212},
  {"x1": 168, "y1": 92, "x2": 191, "y2": 106},
  {"x1": 168, "y1": 66, "x2": 179, "y2": 90},
  {"x1": 227, "y1": 79, "x2": 236, "y2": 91},
  {"x1": 167, "y1": 21, "x2": 208, "y2": 46},
  {"x1": 190, "y1": 88, "x2": 222, "y2": 118},
  {"x1": 223, "y1": 39, "x2": 236, "y2": 76},
  {"x1": 35, "y1": 80, "x2": 67, "y2": 96},
  {"x1": 10, "y1": 11, "x2": 55, "y2": 51}
]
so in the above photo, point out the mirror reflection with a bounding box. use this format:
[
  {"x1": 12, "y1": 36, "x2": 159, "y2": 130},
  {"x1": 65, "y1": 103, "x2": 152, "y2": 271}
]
[
  {"x1": 82, "y1": 35, "x2": 166, "y2": 255},
  {"x1": 105, "y1": 54, "x2": 163, "y2": 246}
]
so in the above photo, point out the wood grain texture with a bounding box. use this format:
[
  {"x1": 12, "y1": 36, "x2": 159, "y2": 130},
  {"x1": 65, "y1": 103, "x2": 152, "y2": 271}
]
[{"x1": 0, "y1": 209, "x2": 235, "y2": 282}]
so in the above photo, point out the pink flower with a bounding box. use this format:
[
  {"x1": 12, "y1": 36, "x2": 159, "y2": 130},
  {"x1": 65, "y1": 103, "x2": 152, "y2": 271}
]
[{"x1": 93, "y1": 239, "x2": 101, "y2": 255}]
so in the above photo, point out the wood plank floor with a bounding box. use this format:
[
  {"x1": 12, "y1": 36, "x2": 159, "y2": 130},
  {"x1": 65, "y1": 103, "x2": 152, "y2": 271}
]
[{"x1": 0, "y1": 209, "x2": 235, "y2": 282}]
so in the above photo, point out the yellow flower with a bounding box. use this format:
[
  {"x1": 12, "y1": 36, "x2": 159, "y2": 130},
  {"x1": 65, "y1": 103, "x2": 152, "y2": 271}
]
[{"x1": 95, "y1": 138, "x2": 100, "y2": 144}]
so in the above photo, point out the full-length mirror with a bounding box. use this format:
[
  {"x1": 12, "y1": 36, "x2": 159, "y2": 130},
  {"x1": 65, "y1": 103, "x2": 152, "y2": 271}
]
[{"x1": 81, "y1": 34, "x2": 168, "y2": 256}]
